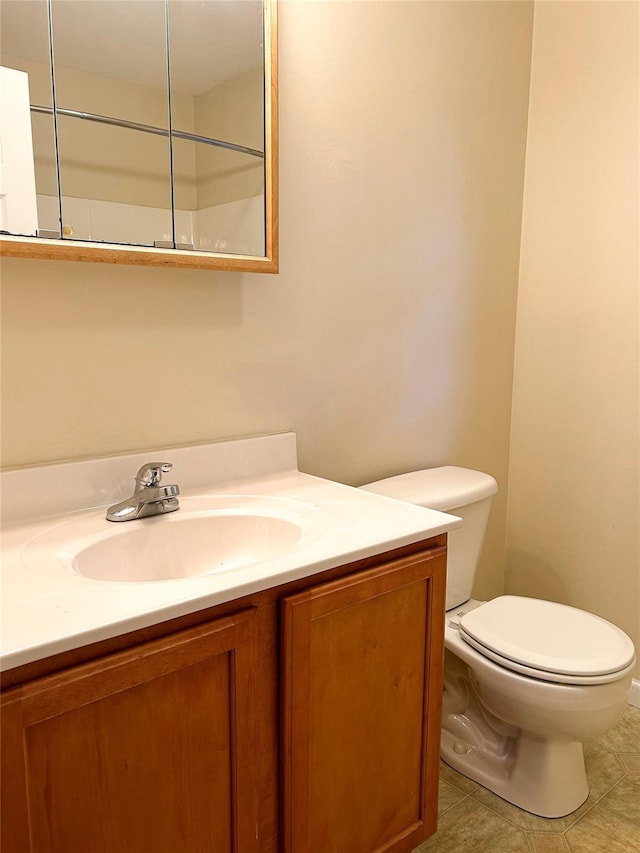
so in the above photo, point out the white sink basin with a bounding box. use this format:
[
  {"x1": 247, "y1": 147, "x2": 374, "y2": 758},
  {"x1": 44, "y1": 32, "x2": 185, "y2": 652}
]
[{"x1": 22, "y1": 495, "x2": 328, "y2": 583}]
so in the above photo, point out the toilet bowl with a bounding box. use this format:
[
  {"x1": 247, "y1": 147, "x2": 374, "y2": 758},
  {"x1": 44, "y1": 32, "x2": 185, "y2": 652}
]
[
  {"x1": 442, "y1": 596, "x2": 634, "y2": 817},
  {"x1": 361, "y1": 467, "x2": 636, "y2": 817}
]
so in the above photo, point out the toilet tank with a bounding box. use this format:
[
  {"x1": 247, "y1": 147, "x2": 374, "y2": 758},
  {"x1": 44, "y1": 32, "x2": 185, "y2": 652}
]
[{"x1": 360, "y1": 467, "x2": 498, "y2": 611}]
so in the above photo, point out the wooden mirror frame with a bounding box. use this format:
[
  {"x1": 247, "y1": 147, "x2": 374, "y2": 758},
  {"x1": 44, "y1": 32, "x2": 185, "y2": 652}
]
[{"x1": 0, "y1": 0, "x2": 278, "y2": 274}]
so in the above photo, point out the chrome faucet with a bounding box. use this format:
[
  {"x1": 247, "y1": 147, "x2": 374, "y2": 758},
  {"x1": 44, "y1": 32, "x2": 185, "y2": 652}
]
[{"x1": 106, "y1": 462, "x2": 180, "y2": 522}]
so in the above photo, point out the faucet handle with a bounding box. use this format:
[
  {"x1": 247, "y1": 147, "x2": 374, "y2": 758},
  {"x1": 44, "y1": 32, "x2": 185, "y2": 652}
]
[{"x1": 135, "y1": 462, "x2": 173, "y2": 488}]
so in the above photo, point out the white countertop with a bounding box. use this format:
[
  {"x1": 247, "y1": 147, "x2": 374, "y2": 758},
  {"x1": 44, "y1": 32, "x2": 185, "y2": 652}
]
[{"x1": 1, "y1": 433, "x2": 460, "y2": 670}]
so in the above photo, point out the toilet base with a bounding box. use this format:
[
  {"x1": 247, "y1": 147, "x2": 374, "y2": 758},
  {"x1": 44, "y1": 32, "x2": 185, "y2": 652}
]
[
  {"x1": 441, "y1": 726, "x2": 589, "y2": 818},
  {"x1": 441, "y1": 646, "x2": 590, "y2": 817},
  {"x1": 440, "y1": 616, "x2": 632, "y2": 818}
]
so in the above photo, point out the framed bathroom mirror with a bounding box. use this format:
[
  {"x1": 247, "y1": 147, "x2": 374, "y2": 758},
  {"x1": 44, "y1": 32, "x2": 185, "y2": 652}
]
[{"x1": 0, "y1": 0, "x2": 278, "y2": 272}]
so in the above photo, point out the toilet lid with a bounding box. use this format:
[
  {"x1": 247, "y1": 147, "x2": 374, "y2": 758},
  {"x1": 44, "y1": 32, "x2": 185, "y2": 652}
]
[{"x1": 459, "y1": 596, "x2": 635, "y2": 680}]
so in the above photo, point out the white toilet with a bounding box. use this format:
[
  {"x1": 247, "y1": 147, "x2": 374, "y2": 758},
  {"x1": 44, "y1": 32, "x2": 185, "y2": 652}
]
[{"x1": 361, "y1": 467, "x2": 636, "y2": 818}]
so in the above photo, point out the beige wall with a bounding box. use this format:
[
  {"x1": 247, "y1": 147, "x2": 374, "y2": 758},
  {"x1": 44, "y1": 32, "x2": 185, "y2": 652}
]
[
  {"x1": 506, "y1": 1, "x2": 640, "y2": 675},
  {"x1": 0, "y1": 1, "x2": 533, "y2": 602}
]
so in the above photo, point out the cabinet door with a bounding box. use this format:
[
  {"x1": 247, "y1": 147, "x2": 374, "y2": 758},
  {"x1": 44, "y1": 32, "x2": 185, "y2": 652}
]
[
  {"x1": 281, "y1": 548, "x2": 446, "y2": 853},
  {"x1": 1, "y1": 609, "x2": 260, "y2": 853}
]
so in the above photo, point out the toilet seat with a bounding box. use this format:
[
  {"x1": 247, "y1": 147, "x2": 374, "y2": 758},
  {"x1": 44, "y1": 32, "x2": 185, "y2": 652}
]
[{"x1": 459, "y1": 596, "x2": 636, "y2": 686}]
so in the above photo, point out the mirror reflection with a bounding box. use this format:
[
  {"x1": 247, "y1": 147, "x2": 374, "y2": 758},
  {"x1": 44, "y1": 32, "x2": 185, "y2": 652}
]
[
  {"x1": 0, "y1": 0, "x2": 267, "y2": 257},
  {"x1": 0, "y1": 0, "x2": 56, "y2": 237}
]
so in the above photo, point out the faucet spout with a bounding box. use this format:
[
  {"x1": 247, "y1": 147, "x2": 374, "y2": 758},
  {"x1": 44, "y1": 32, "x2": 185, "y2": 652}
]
[{"x1": 106, "y1": 462, "x2": 180, "y2": 522}]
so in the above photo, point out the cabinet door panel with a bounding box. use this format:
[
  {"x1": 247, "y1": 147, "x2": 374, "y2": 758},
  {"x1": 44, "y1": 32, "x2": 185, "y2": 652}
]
[
  {"x1": 1, "y1": 609, "x2": 260, "y2": 853},
  {"x1": 281, "y1": 549, "x2": 446, "y2": 853}
]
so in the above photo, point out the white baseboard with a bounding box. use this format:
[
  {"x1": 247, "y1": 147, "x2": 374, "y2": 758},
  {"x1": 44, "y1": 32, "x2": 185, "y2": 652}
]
[{"x1": 629, "y1": 678, "x2": 640, "y2": 708}]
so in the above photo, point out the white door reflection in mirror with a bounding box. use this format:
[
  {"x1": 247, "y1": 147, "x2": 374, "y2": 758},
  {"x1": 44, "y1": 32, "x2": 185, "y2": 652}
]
[
  {"x1": 0, "y1": 0, "x2": 58, "y2": 239},
  {"x1": 0, "y1": 66, "x2": 39, "y2": 236}
]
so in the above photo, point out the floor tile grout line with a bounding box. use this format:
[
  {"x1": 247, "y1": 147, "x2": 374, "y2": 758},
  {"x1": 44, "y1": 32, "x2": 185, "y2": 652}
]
[
  {"x1": 593, "y1": 797, "x2": 640, "y2": 829},
  {"x1": 460, "y1": 792, "x2": 540, "y2": 838},
  {"x1": 559, "y1": 798, "x2": 600, "y2": 835},
  {"x1": 586, "y1": 751, "x2": 627, "y2": 803},
  {"x1": 436, "y1": 790, "x2": 473, "y2": 820},
  {"x1": 440, "y1": 769, "x2": 480, "y2": 798},
  {"x1": 617, "y1": 756, "x2": 640, "y2": 773},
  {"x1": 595, "y1": 767, "x2": 632, "y2": 805},
  {"x1": 525, "y1": 828, "x2": 573, "y2": 853}
]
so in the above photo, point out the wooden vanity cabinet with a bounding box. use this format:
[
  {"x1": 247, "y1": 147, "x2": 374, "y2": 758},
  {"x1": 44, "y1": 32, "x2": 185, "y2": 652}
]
[
  {"x1": 1, "y1": 609, "x2": 261, "y2": 853},
  {"x1": 281, "y1": 548, "x2": 446, "y2": 853},
  {"x1": 1, "y1": 539, "x2": 446, "y2": 853}
]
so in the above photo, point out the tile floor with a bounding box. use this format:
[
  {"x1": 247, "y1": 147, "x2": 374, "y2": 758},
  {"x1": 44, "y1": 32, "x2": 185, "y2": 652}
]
[{"x1": 414, "y1": 704, "x2": 640, "y2": 853}]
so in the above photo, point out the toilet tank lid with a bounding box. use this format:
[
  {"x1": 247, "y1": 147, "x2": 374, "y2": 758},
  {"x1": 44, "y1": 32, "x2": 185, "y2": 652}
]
[{"x1": 361, "y1": 466, "x2": 498, "y2": 511}]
